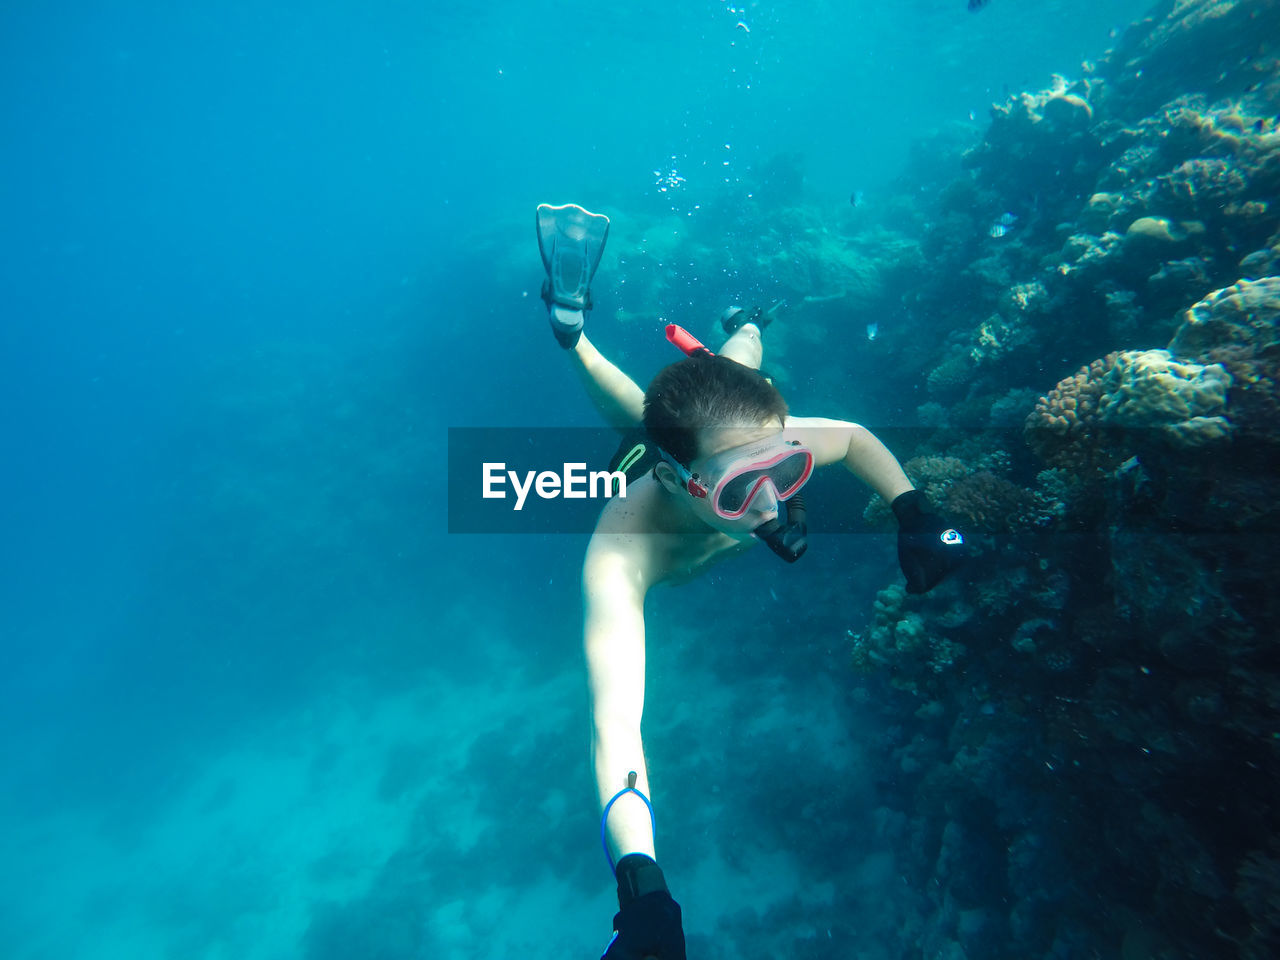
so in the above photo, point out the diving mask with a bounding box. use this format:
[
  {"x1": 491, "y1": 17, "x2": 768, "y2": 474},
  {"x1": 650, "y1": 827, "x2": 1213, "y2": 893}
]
[{"x1": 666, "y1": 434, "x2": 813, "y2": 520}]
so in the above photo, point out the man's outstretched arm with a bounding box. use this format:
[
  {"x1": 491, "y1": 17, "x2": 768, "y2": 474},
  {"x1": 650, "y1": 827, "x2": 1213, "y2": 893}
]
[
  {"x1": 568, "y1": 334, "x2": 646, "y2": 434},
  {"x1": 787, "y1": 416, "x2": 966, "y2": 593},
  {"x1": 582, "y1": 528, "x2": 687, "y2": 959},
  {"x1": 583, "y1": 532, "x2": 655, "y2": 862},
  {"x1": 786, "y1": 416, "x2": 913, "y2": 501}
]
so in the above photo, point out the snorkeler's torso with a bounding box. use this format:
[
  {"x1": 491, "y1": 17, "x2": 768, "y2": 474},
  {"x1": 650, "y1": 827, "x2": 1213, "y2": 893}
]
[{"x1": 594, "y1": 473, "x2": 752, "y2": 587}]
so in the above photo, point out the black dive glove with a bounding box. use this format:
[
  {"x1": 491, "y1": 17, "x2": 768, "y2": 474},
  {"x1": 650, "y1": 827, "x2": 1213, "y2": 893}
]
[
  {"x1": 603, "y1": 855, "x2": 686, "y2": 960},
  {"x1": 892, "y1": 489, "x2": 966, "y2": 594}
]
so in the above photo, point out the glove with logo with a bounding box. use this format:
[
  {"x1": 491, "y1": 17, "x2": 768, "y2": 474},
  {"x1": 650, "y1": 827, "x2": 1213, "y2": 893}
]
[
  {"x1": 602, "y1": 854, "x2": 686, "y2": 960},
  {"x1": 891, "y1": 489, "x2": 966, "y2": 594}
]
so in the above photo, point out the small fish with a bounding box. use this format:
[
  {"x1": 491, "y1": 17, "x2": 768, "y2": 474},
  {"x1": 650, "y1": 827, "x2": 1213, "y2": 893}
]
[
  {"x1": 866, "y1": 323, "x2": 879, "y2": 341},
  {"x1": 989, "y1": 223, "x2": 1009, "y2": 238},
  {"x1": 997, "y1": 212, "x2": 1017, "y2": 226},
  {"x1": 968, "y1": 0, "x2": 991, "y2": 10},
  {"x1": 850, "y1": 190, "x2": 865, "y2": 208}
]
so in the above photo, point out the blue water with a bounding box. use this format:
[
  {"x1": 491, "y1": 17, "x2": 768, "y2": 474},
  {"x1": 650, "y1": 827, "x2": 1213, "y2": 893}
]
[{"x1": 1, "y1": 2, "x2": 1156, "y2": 958}]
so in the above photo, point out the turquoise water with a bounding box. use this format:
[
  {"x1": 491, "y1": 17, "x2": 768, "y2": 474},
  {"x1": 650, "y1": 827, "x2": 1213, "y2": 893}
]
[{"x1": 2, "y1": 2, "x2": 1253, "y2": 958}]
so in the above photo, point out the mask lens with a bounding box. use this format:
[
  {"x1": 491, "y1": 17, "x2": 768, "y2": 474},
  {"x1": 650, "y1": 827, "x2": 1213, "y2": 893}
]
[
  {"x1": 766, "y1": 451, "x2": 811, "y2": 496},
  {"x1": 716, "y1": 470, "x2": 767, "y2": 516},
  {"x1": 715, "y1": 450, "x2": 811, "y2": 516}
]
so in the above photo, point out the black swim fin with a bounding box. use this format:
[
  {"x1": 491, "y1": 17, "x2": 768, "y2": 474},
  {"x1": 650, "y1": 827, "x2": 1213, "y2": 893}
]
[{"x1": 536, "y1": 203, "x2": 610, "y2": 348}]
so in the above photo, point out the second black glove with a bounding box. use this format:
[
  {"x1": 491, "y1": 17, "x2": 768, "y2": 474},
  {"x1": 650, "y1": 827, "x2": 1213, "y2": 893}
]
[{"x1": 892, "y1": 489, "x2": 966, "y2": 594}]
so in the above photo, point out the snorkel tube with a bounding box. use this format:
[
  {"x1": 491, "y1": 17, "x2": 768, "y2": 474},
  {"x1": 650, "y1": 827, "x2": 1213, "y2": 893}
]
[
  {"x1": 664, "y1": 324, "x2": 810, "y2": 563},
  {"x1": 753, "y1": 493, "x2": 808, "y2": 563},
  {"x1": 665, "y1": 323, "x2": 714, "y2": 358}
]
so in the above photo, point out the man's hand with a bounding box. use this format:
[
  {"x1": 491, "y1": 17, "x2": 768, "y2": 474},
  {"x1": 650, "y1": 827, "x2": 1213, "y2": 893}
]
[
  {"x1": 891, "y1": 490, "x2": 967, "y2": 593},
  {"x1": 602, "y1": 855, "x2": 686, "y2": 960}
]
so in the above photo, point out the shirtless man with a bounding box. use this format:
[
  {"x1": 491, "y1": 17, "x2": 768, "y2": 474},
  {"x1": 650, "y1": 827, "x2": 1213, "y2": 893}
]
[{"x1": 536, "y1": 204, "x2": 965, "y2": 959}]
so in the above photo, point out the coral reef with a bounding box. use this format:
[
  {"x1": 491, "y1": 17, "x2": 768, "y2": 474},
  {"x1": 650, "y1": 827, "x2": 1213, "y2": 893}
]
[
  {"x1": 879, "y1": 0, "x2": 1280, "y2": 415},
  {"x1": 840, "y1": 4, "x2": 1280, "y2": 957}
]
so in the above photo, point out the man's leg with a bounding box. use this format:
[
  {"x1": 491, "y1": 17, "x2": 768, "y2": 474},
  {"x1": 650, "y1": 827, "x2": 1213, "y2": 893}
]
[
  {"x1": 719, "y1": 322, "x2": 764, "y2": 371},
  {"x1": 567, "y1": 333, "x2": 646, "y2": 432}
]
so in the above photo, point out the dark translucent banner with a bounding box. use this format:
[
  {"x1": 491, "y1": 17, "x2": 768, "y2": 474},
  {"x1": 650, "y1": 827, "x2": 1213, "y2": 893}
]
[
  {"x1": 447, "y1": 425, "x2": 1266, "y2": 535},
  {"x1": 448, "y1": 426, "x2": 1000, "y2": 535}
]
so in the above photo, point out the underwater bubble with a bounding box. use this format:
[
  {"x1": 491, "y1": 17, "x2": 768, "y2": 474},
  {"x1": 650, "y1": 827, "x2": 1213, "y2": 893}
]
[{"x1": 653, "y1": 164, "x2": 686, "y2": 192}]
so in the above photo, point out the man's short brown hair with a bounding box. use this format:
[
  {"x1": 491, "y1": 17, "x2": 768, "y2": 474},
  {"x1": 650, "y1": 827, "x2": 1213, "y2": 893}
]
[{"x1": 642, "y1": 355, "x2": 788, "y2": 466}]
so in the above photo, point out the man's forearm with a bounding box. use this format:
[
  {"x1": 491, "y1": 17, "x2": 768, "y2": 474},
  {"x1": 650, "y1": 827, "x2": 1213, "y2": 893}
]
[
  {"x1": 594, "y1": 725, "x2": 657, "y2": 864},
  {"x1": 570, "y1": 334, "x2": 646, "y2": 431},
  {"x1": 844, "y1": 425, "x2": 914, "y2": 503}
]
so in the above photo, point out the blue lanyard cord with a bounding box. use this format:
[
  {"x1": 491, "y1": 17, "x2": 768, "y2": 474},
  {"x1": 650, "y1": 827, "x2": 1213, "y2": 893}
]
[{"x1": 600, "y1": 772, "x2": 657, "y2": 875}]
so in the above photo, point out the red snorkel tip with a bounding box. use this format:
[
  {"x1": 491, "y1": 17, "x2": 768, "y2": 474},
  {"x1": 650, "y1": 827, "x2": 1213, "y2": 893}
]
[{"x1": 665, "y1": 324, "x2": 715, "y2": 358}]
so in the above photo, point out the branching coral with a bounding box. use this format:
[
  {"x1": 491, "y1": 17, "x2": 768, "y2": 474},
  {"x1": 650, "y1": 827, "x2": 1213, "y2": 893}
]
[
  {"x1": 850, "y1": 584, "x2": 967, "y2": 697},
  {"x1": 942, "y1": 471, "x2": 1044, "y2": 534},
  {"x1": 1157, "y1": 156, "x2": 1251, "y2": 217},
  {"x1": 905, "y1": 455, "x2": 970, "y2": 488},
  {"x1": 969, "y1": 312, "x2": 1036, "y2": 365},
  {"x1": 863, "y1": 456, "x2": 968, "y2": 528},
  {"x1": 1023, "y1": 353, "x2": 1123, "y2": 475},
  {"x1": 926, "y1": 352, "x2": 976, "y2": 398},
  {"x1": 989, "y1": 388, "x2": 1042, "y2": 427}
]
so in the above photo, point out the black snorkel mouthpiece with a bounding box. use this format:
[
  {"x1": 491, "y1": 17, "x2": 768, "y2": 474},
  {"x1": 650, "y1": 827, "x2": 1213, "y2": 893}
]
[{"x1": 754, "y1": 493, "x2": 808, "y2": 563}]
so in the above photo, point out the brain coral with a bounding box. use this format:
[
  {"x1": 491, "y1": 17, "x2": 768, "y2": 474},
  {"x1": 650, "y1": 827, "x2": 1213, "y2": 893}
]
[
  {"x1": 1126, "y1": 216, "x2": 1183, "y2": 243},
  {"x1": 1168, "y1": 276, "x2": 1280, "y2": 359},
  {"x1": 1168, "y1": 277, "x2": 1280, "y2": 442},
  {"x1": 1097, "y1": 349, "x2": 1233, "y2": 448}
]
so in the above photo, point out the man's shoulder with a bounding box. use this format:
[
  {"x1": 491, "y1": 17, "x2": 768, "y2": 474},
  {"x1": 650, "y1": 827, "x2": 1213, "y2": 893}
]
[
  {"x1": 587, "y1": 479, "x2": 706, "y2": 586},
  {"x1": 593, "y1": 474, "x2": 666, "y2": 534},
  {"x1": 786, "y1": 416, "x2": 858, "y2": 468},
  {"x1": 583, "y1": 501, "x2": 656, "y2": 598}
]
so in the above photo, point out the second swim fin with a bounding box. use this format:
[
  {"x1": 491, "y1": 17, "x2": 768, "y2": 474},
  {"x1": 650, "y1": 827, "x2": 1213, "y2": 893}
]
[{"x1": 536, "y1": 203, "x2": 610, "y2": 347}]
